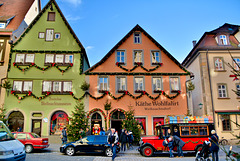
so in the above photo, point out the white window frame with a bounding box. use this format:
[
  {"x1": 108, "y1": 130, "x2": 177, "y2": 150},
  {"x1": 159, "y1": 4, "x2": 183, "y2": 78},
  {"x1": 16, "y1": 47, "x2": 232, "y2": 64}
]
[
  {"x1": 214, "y1": 57, "x2": 224, "y2": 71},
  {"x1": 45, "y1": 29, "x2": 54, "y2": 41},
  {"x1": 13, "y1": 81, "x2": 23, "y2": 92},
  {"x1": 219, "y1": 35, "x2": 228, "y2": 45},
  {"x1": 53, "y1": 81, "x2": 62, "y2": 93},
  {"x1": 98, "y1": 76, "x2": 108, "y2": 92},
  {"x1": 63, "y1": 82, "x2": 72, "y2": 92},
  {"x1": 152, "y1": 77, "x2": 162, "y2": 92},
  {"x1": 116, "y1": 50, "x2": 125, "y2": 64},
  {"x1": 25, "y1": 54, "x2": 35, "y2": 63},
  {"x1": 65, "y1": 54, "x2": 74, "y2": 64},
  {"x1": 233, "y1": 58, "x2": 240, "y2": 70},
  {"x1": 43, "y1": 81, "x2": 52, "y2": 92},
  {"x1": 134, "y1": 77, "x2": 144, "y2": 92},
  {"x1": 134, "y1": 32, "x2": 141, "y2": 44},
  {"x1": 45, "y1": 54, "x2": 74, "y2": 65},
  {"x1": 15, "y1": 54, "x2": 25, "y2": 64},
  {"x1": 151, "y1": 51, "x2": 161, "y2": 65},
  {"x1": 116, "y1": 76, "x2": 127, "y2": 93},
  {"x1": 23, "y1": 81, "x2": 33, "y2": 92},
  {"x1": 133, "y1": 50, "x2": 143, "y2": 65},
  {"x1": 218, "y1": 84, "x2": 228, "y2": 98},
  {"x1": 169, "y1": 77, "x2": 180, "y2": 92},
  {"x1": 13, "y1": 81, "x2": 33, "y2": 93}
]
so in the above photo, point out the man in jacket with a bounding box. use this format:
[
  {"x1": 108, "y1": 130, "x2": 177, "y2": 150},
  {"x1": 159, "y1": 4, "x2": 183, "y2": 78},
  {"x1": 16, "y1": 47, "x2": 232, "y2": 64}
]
[
  {"x1": 172, "y1": 135, "x2": 185, "y2": 157},
  {"x1": 209, "y1": 130, "x2": 219, "y2": 161},
  {"x1": 108, "y1": 128, "x2": 119, "y2": 161}
]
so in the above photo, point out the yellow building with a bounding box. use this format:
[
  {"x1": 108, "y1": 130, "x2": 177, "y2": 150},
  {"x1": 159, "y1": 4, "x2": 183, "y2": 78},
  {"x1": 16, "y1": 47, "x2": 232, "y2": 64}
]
[{"x1": 182, "y1": 23, "x2": 240, "y2": 141}]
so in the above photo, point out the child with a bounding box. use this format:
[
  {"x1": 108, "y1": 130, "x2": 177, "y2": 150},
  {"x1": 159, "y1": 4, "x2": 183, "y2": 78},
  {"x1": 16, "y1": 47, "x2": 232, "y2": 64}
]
[{"x1": 168, "y1": 137, "x2": 174, "y2": 158}]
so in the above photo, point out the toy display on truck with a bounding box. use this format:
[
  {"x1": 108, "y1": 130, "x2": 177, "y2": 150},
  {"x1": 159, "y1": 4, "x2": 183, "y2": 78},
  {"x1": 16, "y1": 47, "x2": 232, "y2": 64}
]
[
  {"x1": 138, "y1": 116, "x2": 214, "y2": 157},
  {"x1": 0, "y1": 121, "x2": 26, "y2": 161}
]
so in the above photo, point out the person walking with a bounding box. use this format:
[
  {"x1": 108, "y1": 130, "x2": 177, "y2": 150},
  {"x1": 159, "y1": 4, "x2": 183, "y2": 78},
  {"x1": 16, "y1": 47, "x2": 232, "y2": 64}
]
[
  {"x1": 61, "y1": 127, "x2": 67, "y2": 144},
  {"x1": 209, "y1": 130, "x2": 219, "y2": 161},
  {"x1": 172, "y1": 135, "x2": 185, "y2": 157},
  {"x1": 85, "y1": 127, "x2": 91, "y2": 136},
  {"x1": 99, "y1": 127, "x2": 105, "y2": 135},
  {"x1": 79, "y1": 128, "x2": 85, "y2": 139},
  {"x1": 120, "y1": 129, "x2": 128, "y2": 151},
  {"x1": 107, "y1": 128, "x2": 118, "y2": 161},
  {"x1": 168, "y1": 137, "x2": 174, "y2": 158},
  {"x1": 128, "y1": 131, "x2": 134, "y2": 150}
]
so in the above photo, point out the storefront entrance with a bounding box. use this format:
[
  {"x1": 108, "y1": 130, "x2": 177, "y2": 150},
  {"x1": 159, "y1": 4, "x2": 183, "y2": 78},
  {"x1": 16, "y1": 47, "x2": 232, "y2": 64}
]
[
  {"x1": 32, "y1": 119, "x2": 42, "y2": 136},
  {"x1": 91, "y1": 113, "x2": 102, "y2": 135},
  {"x1": 8, "y1": 111, "x2": 24, "y2": 132},
  {"x1": 111, "y1": 111, "x2": 125, "y2": 135}
]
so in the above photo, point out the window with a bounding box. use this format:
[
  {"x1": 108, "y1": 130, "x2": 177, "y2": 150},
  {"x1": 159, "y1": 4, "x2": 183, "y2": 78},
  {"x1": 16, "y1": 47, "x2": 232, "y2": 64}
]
[
  {"x1": 16, "y1": 133, "x2": 27, "y2": 140},
  {"x1": 45, "y1": 54, "x2": 73, "y2": 65},
  {"x1": 152, "y1": 77, "x2": 162, "y2": 92},
  {"x1": 47, "y1": 12, "x2": 55, "y2": 21},
  {"x1": 116, "y1": 77, "x2": 126, "y2": 92},
  {"x1": 134, "y1": 32, "x2": 141, "y2": 44},
  {"x1": 55, "y1": 33, "x2": 61, "y2": 39},
  {"x1": 99, "y1": 77, "x2": 108, "y2": 92},
  {"x1": 151, "y1": 51, "x2": 161, "y2": 64},
  {"x1": 0, "y1": 39, "x2": 6, "y2": 64},
  {"x1": 13, "y1": 81, "x2": 33, "y2": 93},
  {"x1": 116, "y1": 51, "x2": 125, "y2": 64},
  {"x1": 15, "y1": 53, "x2": 35, "y2": 65},
  {"x1": 214, "y1": 57, "x2": 224, "y2": 70},
  {"x1": 42, "y1": 81, "x2": 72, "y2": 94},
  {"x1": 180, "y1": 126, "x2": 208, "y2": 137},
  {"x1": 221, "y1": 115, "x2": 231, "y2": 131},
  {"x1": 233, "y1": 58, "x2": 240, "y2": 70},
  {"x1": 134, "y1": 50, "x2": 143, "y2": 64},
  {"x1": 236, "y1": 84, "x2": 240, "y2": 96},
  {"x1": 46, "y1": 29, "x2": 54, "y2": 41},
  {"x1": 170, "y1": 77, "x2": 180, "y2": 92},
  {"x1": 134, "y1": 77, "x2": 144, "y2": 92},
  {"x1": 219, "y1": 35, "x2": 227, "y2": 45},
  {"x1": 218, "y1": 84, "x2": 227, "y2": 98}
]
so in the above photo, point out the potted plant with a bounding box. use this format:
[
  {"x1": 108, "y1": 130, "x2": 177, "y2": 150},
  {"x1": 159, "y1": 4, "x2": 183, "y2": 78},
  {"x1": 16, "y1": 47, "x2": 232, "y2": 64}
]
[
  {"x1": 104, "y1": 100, "x2": 112, "y2": 111},
  {"x1": 80, "y1": 81, "x2": 90, "y2": 91}
]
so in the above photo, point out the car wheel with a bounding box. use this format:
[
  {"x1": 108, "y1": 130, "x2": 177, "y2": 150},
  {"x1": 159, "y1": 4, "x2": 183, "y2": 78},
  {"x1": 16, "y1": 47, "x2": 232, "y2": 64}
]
[
  {"x1": 105, "y1": 147, "x2": 113, "y2": 157},
  {"x1": 25, "y1": 145, "x2": 33, "y2": 153},
  {"x1": 220, "y1": 139, "x2": 228, "y2": 146},
  {"x1": 142, "y1": 146, "x2": 153, "y2": 157},
  {"x1": 65, "y1": 146, "x2": 75, "y2": 156}
]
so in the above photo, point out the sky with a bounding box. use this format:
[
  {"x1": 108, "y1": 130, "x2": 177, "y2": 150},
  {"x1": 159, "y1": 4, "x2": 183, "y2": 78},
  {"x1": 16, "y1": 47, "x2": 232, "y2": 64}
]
[{"x1": 41, "y1": 0, "x2": 240, "y2": 66}]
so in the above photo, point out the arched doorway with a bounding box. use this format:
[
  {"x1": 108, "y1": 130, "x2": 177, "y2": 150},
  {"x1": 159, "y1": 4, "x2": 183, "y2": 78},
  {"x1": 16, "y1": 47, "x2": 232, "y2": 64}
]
[
  {"x1": 91, "y1": 113, "x2": 102, "y2": 135},
  {"x1": 111, "y1": 110, "x2": 125, "y2": 135},
  {"x1": 50, "y1": 111, "x2": 69, "y2": 135},
  {"x1": 8, "y1": 111, "x2": 24, "y2": 132}
]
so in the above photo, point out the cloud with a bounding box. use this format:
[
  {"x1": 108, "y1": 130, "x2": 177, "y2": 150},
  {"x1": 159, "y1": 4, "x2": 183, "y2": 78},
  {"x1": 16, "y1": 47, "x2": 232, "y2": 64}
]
[
  {"x1": 65, "y1": 15, "x2": 82, "y2": 22},
  {"x1": 86, "y1": 46, "x2": 94, "y2": 51},
  {"x1": 61, "y1": 0, "x2": 82, "y2": 6}
]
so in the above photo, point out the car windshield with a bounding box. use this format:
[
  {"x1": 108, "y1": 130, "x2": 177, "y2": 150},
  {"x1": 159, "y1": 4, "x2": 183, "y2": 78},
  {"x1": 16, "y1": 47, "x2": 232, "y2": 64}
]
[
  {"x1": 0, "y1": 122, "x2": 15, "y2": 141},
  {"x1": 31, "y1": 133, "x2": 40, "y2": 138},
  {"x1": 81, "y1": 135, "x2": 95, "y2": 142}
]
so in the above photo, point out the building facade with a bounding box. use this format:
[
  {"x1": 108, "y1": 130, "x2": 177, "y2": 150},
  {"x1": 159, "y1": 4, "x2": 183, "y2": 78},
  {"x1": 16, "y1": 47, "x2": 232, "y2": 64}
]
[
  {"x1": 0, "y1": 0, "x2": 40, "y2": 107},
  {"x1": 85, "y1": 25, "x2": 190, "y2": 135},
  {"x1": 182, "y1": 23, "x2": 240, "y2": 139},
  {"x1": 5, "y1": 0, "x2": 89, "y2": 137}
]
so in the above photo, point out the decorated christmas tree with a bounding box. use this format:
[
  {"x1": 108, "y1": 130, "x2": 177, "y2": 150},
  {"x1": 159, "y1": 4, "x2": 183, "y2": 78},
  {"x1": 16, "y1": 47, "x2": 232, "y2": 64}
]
[
  {"x1": 122, "y1": 106, "x2": 141, "y2": 142},
  {"x1": 0, "y1": 104, "x2": 7, "y2": 124},
  {"x1": 67, "y1": 102, "x2": 89, "y2": 141}
]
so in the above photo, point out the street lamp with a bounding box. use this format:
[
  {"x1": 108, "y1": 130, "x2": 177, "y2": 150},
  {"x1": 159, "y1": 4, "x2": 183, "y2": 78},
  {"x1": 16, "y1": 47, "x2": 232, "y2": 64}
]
[{"x1": 198, "y1": 103, "x2": 203, "y2": 109}]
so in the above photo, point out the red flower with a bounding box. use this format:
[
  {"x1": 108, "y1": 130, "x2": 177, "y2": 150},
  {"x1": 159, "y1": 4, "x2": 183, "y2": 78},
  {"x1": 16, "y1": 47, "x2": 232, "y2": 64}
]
[
  {"x1": 28, "y1": 91, "x2": 32, "y2": 96},
  {"x1": 31, "y1": 63, "x2": 35, "y2": 66},
  {"x1": 142, "y1": 91, "x2": 146, "y2": 95},
  {"x1": 69, "y1": 92, "x2": 73, "y2": 95},
  {"x1": 116, "y1": 62, "x2": 119, "y2": 66},
  {"x1": 46, "y1": 92, "x2": 51, "y2": 95},
  {"x1": 51, "y1": 63, "x2": 55, "y2": 66},
  {"x1": 124, "y1": 91, "x2": 128, "y2": 95},
  {"x1": 13, "y1": 62, "x2": 16, "y2": 66},
  {"x1": 105, "y1": 91, "x2": 109, "y2": 95},
  {"x1": 178, "y1": 90, "x2": 181, "y2": 94},
  {"x1": 11, "y1": 90, "x2": 15, "y2": 94},
  {"x1": 70, "y1": 63, "x2": 73, "y2": 66},
  {"x1": 137, "y1": 62, "x2": 141, "y2": 66},
  {"x1": 159, "y1": 63, "x2": 163, "y2": 66}
]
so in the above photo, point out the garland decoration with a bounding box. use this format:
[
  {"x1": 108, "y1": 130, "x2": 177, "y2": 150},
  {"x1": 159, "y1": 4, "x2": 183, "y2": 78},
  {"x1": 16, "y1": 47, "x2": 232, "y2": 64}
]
[
  {"x1": 13, "y1": 62, "x2": 73, "y2": 73},
  {"x1": 116, "y1": 62, "x2": 163, "y2": 72},
  {"x1": 185, "y1": 139, "x2": 204, "y2": 144},
  {"x1": 10, "y1": 90, "x2": 181, "y2": 101},
  {"x1": 87, "y1": 108, "x2": 107, "y2": 122}
]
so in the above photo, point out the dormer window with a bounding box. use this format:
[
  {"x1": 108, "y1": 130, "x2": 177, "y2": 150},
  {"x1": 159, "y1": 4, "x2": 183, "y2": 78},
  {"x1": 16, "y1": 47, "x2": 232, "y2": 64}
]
[
  {"x1": 47, "y1": 12, "x2": 55, "y2": 21},
  {"x1": 219, "y1": 35, "x2": 227, "y2": 45},
  {"x1": 134, "y1": 32, "x2": 141, "y2": 44}
]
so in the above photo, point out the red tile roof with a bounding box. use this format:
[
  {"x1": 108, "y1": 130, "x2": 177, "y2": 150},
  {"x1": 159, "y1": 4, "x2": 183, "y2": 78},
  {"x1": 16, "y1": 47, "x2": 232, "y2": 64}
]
[{"x1": 0, "y1": 0, "x2": 35, "y2": 31}]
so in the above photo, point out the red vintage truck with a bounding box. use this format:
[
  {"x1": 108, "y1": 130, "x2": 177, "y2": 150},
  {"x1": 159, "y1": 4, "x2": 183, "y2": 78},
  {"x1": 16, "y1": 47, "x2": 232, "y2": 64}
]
[{"x1": 138, "y1": 121, "x2": 214, "y2": 157}]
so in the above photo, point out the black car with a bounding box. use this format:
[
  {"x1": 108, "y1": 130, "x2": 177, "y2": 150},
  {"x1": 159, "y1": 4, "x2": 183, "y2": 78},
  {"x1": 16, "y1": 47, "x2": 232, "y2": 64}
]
[{"x1": 60, "y1": 135, "x2": 120, "y2": 156}]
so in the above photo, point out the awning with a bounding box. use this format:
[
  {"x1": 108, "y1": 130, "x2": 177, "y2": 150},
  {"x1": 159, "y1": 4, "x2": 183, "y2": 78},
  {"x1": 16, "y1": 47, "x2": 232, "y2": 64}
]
[{"x1": 215, "y1": 110, "x2": 240, "y2": 115}]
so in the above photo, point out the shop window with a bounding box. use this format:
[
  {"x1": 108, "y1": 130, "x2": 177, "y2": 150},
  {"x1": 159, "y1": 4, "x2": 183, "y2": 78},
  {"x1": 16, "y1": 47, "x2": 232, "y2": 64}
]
[
  {"x1": 153, "y1": 117, "x2": 164, "y2": 135},
  {"x1": 135, "y1": 117, "x2": 146, "y2": 135},
  {"x1": 8, "y1": 111, "x2": 24, "y2": 132},
  {"x1": 50, "y1": 111, "x2": 69, "y2": 135}
]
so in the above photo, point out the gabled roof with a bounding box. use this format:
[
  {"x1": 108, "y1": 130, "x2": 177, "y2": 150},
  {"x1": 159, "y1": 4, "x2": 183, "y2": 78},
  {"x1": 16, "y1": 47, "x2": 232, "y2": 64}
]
[
  {"x1": 0, "y1": 0, "x2": 36, "y2": 31},
  {"x1": 182, "y1": 23, "x2": 240, "y2": 67},
  {"x1": 12, "y1": 0, "x2": 90, "y2": 68},
  {"x1": 85, "y1": 24, "x2": 188, "y2": 74}
]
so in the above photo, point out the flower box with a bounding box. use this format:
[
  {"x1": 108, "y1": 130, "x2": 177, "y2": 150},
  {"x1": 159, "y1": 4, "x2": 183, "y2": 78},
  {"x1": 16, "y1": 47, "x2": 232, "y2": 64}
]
[{"x1": 135, "y1": 90, "x2": 143, "y2": 93}]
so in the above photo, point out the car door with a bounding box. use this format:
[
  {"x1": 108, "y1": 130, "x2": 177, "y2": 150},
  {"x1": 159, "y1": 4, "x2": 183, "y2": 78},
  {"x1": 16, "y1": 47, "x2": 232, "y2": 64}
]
[
  {"x1": 16, "y1": 133, "x2": 27, "y2": 145},
  {"x1": 75, "y1": 135, "x2": 95, "y2": 153},
  {"x1": 92, "y1": 136, "x2": 107, "y2": 153}
]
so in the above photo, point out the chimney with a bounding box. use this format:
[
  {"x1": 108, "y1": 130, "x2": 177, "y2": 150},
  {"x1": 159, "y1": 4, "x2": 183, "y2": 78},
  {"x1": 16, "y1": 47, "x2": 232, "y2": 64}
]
[{"x1": 192, "y1": 40, "x2": 197, "y2": 47}]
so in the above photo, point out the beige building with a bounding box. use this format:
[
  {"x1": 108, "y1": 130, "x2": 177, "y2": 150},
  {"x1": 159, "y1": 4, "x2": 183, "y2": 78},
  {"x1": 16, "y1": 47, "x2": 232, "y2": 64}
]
[
  {"x1": 0, "y1": 0, "x2": 40, "y2": 106},
  {"x1": 182, "y1": 23, "x2": 240, "y2": 140}
]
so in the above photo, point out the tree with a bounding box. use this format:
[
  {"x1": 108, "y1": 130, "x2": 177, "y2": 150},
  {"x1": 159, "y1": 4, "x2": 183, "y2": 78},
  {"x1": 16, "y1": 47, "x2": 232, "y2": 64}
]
[
  {"x1": 0, "y1": 104, "x2": 7, "y2": 124},
  {"x1": 122, "y1": 107, "x2": 141, "y2": 142},
  {"x1": 67, "y1": 102, "x2": 89, "y2": 141}
]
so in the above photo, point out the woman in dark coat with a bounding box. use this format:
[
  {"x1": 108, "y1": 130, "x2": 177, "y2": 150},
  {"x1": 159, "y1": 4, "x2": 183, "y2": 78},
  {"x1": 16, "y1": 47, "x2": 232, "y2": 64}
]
[
  {"x1": 120, "y1": 129, "x2": 128, "y2": 151},
  {"x1": 209, "y1": 130, "x2": 219, "y2": 161}
]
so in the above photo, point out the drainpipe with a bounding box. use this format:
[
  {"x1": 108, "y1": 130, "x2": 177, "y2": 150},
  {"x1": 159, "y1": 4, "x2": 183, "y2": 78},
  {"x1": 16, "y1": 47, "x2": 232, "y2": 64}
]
[{"x1": 206, "y1": 50, "x2": 216, "y2": 130}]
